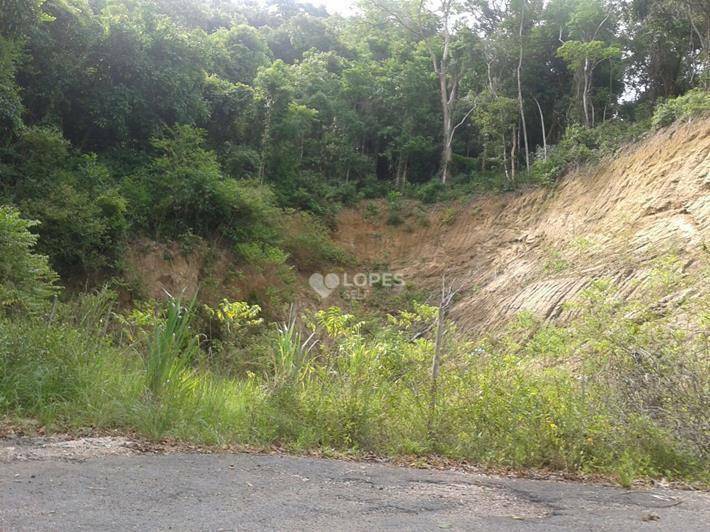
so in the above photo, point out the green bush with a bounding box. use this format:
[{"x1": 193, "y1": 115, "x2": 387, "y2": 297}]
[
  {"x1": 2, "y1": 259, "x2": 706, "y2": 484},
  {"x1": 0, "y1": 205, "x2": 59, "y2": 315},
  {"x1": 415, "y1": 180, "x2": 446, "y2": 204},
  {"x1": 531, "y1": 120, "x2": 647, "y2": 183},
  {"x1": 142, "y1": 124, "x2": 234, "y2": 236},
  {"x1": 0, "y1": 314, "x2": 274, "y2": 443},
  {"x1": 3, "y1": 127, "x2": 128, "y2": 274},
  {"x1": 280, "y1": 211, "x2": 349, "y2": 270},
  {"x1": 145, "y1": 299, "x2": 198, "y2": 399},
  {"x1": 0, "y1": 36, "x2": 23, "y2": 135},
  {"x1": 128, "y1": 125, "x2": 305, "y2": 271},
  {"x1": 357, "y1": 175, "x2": 391, "y2": 200},
  {"x1": 528, "y1": 89, "x2": 708, "y2": 187},
  {"x1": 234, "y1": 241, "x2": 288, "y2": 266},
  {"x1": 651, "y1": 88, "x2": 710, "y2": 129},
  {"x1": 386, "y1": 190, "x2": 403, "y2": 226}
]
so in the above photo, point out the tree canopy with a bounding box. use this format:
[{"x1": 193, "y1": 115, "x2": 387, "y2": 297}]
[{"x1": 0, "y1": 0, "x2": 707, "y2": 274}]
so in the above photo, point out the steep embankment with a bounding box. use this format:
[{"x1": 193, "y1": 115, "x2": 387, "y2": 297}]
[{"x1": 334, "y1": 118, "x2": 710, "y2": 333}]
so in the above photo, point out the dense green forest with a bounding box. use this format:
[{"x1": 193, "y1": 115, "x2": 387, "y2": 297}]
[
  {"x1": 0, "y1": 1, "x2": 708, "y2": 485},
  {"x1": 1, "y1": 0, "x2": 708, "y2": 278}
]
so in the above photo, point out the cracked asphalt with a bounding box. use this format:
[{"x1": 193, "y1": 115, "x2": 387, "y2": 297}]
[{"x1": 1, "y1": 446, "x2": 709, "y2": 531}]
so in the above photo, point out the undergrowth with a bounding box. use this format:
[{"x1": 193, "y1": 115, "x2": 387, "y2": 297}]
[{"x1": 1, "y1": 255, "x2": 707, "y2": 486}]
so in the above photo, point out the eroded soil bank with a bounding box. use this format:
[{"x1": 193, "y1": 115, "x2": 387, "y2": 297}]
[{"x1": 334, "y1": 118, "x2": 710, "y2": 333}]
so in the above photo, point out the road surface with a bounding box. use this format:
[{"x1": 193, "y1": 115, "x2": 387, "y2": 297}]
[{"x1": 1, "y1": 437, "x2": 708, "y2": 530}]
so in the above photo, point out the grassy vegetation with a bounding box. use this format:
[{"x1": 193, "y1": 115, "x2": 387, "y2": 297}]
[
  {"x1": 651, "y1": 88, "x2": 710, "y2": 129},
  {"x1": 2, "y1": 109, "x2": 709, "y2": 486},
  {"x1": 2, "y1": 254, "x2": 707, "y2": 486},
  {"x1": 2, "y1": 1, "x2": 709, "y2": 500}
]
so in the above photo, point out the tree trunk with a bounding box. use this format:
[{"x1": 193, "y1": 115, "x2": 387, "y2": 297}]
[
  {"x1": 441, "y1": 136, "x2": 452, "y2": 183},
  {"x1": 438, "y1": 64, "x2": 453, "y2": 183},
  {"x1": 591, "y1": 97, "x2": 595, "y2": 127},
  {"x1": 502, "y1": 133, "x2": 509, "y2": 181},
  {"x1": 582, "y1": 58, "x2": 591, "y2": 127},
  {"x1": 258, "y1": 102, "x2": 272, "y2": 182},
  {"x1": 510, "y1": 126, "x2": 517, "y2": 183},
  {"x1": 533, "y1": 97, "x2": 547, "y2": 161},
  {"x1": 432, "y1": 0, "x2": 456, "y2": 184},
  {"x1": 517, "y1": 1, "x2": 530, "y2": 171},
  {"x1": 686, "y1": 3, "x2": 709, "y2": 90},
  {"x1": 395, "y1": 156, "x2": 408, "y2": 188},
  {"x1": 429, "y1": 294, "x2": 446, "y2": 434},
  {"x1": 428, "y1": 277, "x2": 458, "y2": 438}
]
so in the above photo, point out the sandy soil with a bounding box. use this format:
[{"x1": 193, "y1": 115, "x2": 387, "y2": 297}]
[{"x1": 334, "y1": 118, "x2": 710, "y2": 333}]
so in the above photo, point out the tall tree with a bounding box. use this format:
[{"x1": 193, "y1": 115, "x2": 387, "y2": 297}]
[
  {"x1": 516, "y1": 0, "x2": 530, "y2": 171},
  {"x1": 364, "y1": 0, "x2": 475, "y2": 183},
  {"x1": 556, "y1": 0, "x2": 621, "y2": 127}
]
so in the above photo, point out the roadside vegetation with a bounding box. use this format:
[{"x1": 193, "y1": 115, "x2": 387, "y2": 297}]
[
  {"x1": 2, "y1": 206, "x2": 708, "y2": 486},
  {"x1": 1, "y1": 0, "x2": 709, "y2": 488}
]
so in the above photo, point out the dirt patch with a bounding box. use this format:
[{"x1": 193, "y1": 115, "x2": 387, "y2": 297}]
[
  {"x1": 0, "y1": 436, "x2": 137, "y2": 463},
  {"x1": 392, "y1": 479, "x2": 550, "y2": 519},
  {"x1": 121, "y1": 238, "x2": 298, "y2": 315},
  {"x1": 334, "y1": 118, "x2": 710, "y2": 333}
]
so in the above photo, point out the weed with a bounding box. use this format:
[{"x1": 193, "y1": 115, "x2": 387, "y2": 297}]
[
  {"x1": 364, "y1": 202, "x2": 380, "y2": 221},
  {"x1": 543, "y1": 249, "x2": 570, "y2": 273},
  {"x1": 1, "y1": 258, "x2": 707, "y2": 485},
  {"x1": 440, "y1": 206, "x2": 458, "y2": 226}
]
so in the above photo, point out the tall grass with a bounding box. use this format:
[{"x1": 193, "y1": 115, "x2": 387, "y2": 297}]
[
  {"x1": 145, "y1": 299, "x2": 197, "y2": 398},
  {"x1": 0, "y1": 260, "x2": 707, "y2": 485}
]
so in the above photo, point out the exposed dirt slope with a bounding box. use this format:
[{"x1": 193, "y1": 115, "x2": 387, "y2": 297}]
[
  {"x1": 334, "y1": 118, "x2": 710, "y2": 333},
  {"x1": 122, "y1": 239, "x2": 294, "y2": 315}
]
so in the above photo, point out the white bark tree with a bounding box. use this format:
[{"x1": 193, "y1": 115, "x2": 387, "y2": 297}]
[
  {"x1": 556, "y1": 3, "x2": 620, "y2": 128},
  {"x1": 516, "y1": 0, "x2": 530, "y2": 171},
  {"x1": 367, "y1": 0, "x2": 474, "y2": 183}
]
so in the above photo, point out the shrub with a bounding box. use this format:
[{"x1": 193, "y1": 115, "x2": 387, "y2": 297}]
[
  {"x1": 145, "y1": 299, "x2": 198, "y2": 399},
  {"x1": 0, "y1": 36, "x2": 23, "y2": 135},
  {"x1": 280, "y1": 211, "x2": 348, "y2": 270},
  {"x1": 358, "y1": 175, "x2": 390, "y2": 200},
  {"x1": 4, "y1": 127, "x2": 128, "y2": 274},
  {"x1": 144, "y1": 125, "x2": 231, "y2": 236},
  {"x1": 0, "y1": 314, "x2": 271, "y2": 444},
  {"x1": 363, "y1": 201, "x2": 380, "y2": 221},
  {"x1": 21, "y1": 182, "x2": 127, "y2": 274},
  {"x1": 0, "y1": 318, "x2": 130, "y2": 415},
  {"x1": 234, "y1": 242, "x2": 288, "y2": 266},
  {"x1": 0, "y1": 205, "x2": 59, "y2": 315},
  {"x1": 1, "y1": 258, "x2": 706, "y2": 484},
  {"x1": 531, "y1": 120, "x2": 646, "y2": 184},
  {"x1": 651, "y1": 89, "x2": 710, "y2": 129},
  {"x1": 129, "y1": 125, "x2": 298, "y2": 270},
  {"x1": 415, "y1": 180, "x2": 446, "y2": 204},
  {"x1": 440, "y1": 206, "x2": 458, "y2": 226},
  {"x1": 386, "y1": 190, "x2": 403, "y2": 226}
]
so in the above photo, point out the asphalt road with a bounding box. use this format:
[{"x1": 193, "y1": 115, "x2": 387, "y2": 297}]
[{"x1": 1, "y1": 448, "x2": 709, "y2": 531}]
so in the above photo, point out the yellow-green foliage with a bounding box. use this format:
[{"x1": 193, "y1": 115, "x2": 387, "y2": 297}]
[
  {"x1": 1, "y1": 257, "x2": 707, "y2": 484},
  {"x1": 0, "y1": 205, "x2": 59, "y2": 315},
  {"x1": 206, "y1": 299, "x2": 263, "y2": 330},
  {"x1": 440, "y1": 206, "x2": 459, "y2": 226},
  {"x1": 652, "y1": 88, "x2": 710, "y2": 129}
]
